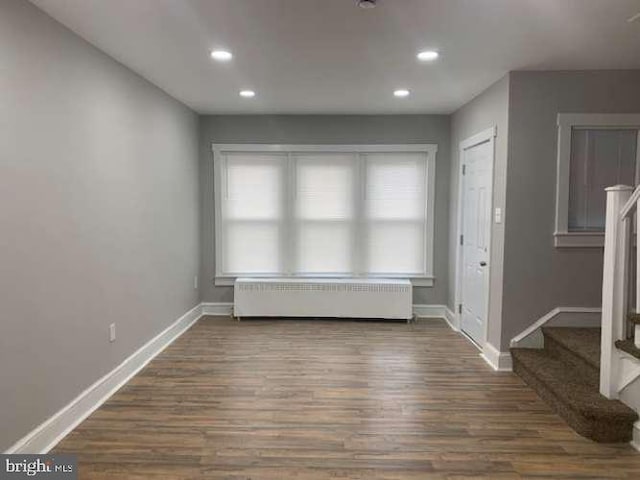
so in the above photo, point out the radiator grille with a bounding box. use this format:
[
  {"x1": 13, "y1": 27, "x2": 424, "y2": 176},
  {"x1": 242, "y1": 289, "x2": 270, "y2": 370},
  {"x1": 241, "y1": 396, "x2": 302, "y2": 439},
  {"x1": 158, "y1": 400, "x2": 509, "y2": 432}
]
[
  {"x1": 236, "y1": 281, "x2": 410, "y2": 294},
  {"x1": 234, "y1": 278, "x2": 412, "y2": 320}
]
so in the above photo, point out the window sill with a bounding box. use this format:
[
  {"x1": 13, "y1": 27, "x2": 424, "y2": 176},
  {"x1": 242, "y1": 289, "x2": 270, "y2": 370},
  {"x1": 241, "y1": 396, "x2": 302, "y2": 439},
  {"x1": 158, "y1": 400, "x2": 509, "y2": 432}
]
[
  {"x1": 554, "y1": 232, "x2": 604, "y2": 248},
  {"x1": 214, "y1": 276, "x2": 434, "y2": 287}
]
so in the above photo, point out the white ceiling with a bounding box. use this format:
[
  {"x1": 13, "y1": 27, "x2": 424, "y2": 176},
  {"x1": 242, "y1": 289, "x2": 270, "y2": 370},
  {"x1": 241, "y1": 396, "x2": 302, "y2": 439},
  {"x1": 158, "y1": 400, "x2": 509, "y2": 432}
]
[{"x1": 31, "y1": 0, "x2": 640, "y2": 114}]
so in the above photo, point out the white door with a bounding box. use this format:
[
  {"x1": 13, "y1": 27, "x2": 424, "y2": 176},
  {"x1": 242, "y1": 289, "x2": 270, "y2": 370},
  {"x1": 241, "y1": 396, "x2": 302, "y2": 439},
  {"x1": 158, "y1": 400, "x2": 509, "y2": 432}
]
[{"x1": 460, "y1": 139, "x2": 493, "y2": 346}]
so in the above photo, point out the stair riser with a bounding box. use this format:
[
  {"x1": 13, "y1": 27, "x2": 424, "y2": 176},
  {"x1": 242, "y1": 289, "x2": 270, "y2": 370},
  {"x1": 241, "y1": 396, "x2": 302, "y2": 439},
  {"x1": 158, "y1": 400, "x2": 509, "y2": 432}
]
[
  {"x1": 543, "y1": 334, "x2": 599, "y2": 386},
  {"x1": 512, "y1": 357, "x2": 633, "y2": 443}
]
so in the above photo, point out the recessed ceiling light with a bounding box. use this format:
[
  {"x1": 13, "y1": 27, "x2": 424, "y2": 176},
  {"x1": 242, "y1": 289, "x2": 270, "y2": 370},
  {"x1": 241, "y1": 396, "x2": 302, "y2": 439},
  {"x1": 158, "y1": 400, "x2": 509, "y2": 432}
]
[
  {"x1": 393, "y1": 89, "x2": 410, "y2": 98},
  {"x1": 210, "y1": 50, "x2": 232, "y2": 61},
  {"x1": 239, "y1": 90, "x2": 255, "y2": 98},
  {"x1": 417, "y1": 50, "x2": 439, "y2": 61}
]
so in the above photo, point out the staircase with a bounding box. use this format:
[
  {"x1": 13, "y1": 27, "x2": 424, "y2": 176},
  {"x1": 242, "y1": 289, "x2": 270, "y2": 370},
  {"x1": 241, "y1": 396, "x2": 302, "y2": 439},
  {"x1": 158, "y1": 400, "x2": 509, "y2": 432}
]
[
  {"x1": 616, "y1": 314, "x2": 640, "y2": 359},
  {"x1": 510, "y1": 185, "x2": 640, "y2": 444},
  {"x1": 511, "y1": 327, "x2": 638, "y2": 442}
]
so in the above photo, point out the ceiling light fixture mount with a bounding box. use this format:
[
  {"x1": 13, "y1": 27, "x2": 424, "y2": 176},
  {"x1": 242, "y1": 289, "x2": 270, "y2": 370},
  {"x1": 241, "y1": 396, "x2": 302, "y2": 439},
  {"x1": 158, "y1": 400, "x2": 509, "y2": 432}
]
[
  {"x1": 358, "y1": 0, "x2": 377, "y2": 9},
  {"x1": 210, "y1": 50, "x2": 233, "y2": 61},
  {"x1": 417, "y1": 50, "x2": 439, "y2": 61}
]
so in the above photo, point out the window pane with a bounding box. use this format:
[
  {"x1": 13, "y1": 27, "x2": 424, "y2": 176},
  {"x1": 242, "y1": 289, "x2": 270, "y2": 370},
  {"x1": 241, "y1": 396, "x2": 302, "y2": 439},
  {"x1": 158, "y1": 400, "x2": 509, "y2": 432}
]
[
  {"x1": 223, "y1": 222, "x2": 281, "y2": 274},
  {"x1": 364, "y1": 153, "x2": 427, "y2": 275},
  {"x1": 225, "y1": 153, "x2": 285, "y2": 220},
  {"x1": 569, "y1": 129, "x2": 637, "y2": 231},
  {"x1": 295, "y1": 154, "x2": 355, "y2": 220},
  {"x1": 366, "y1": 222, "x2": 425, "y2": 275},
  {"x1": 294, "y1": 154, "x2": 356, "y2": 274},
  {"x1": 296, "y1": 222, "x2": 352, "y2": 274},
  {"x1": 365, "y1": 153, "x2": 426, "y2": 220}
]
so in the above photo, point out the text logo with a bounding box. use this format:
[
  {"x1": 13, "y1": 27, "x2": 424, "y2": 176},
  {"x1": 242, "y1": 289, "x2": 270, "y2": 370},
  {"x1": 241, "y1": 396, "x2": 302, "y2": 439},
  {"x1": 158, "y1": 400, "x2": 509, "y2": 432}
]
[{"x1": 1, "y1": 455, "x2": 76, "y2": 480}]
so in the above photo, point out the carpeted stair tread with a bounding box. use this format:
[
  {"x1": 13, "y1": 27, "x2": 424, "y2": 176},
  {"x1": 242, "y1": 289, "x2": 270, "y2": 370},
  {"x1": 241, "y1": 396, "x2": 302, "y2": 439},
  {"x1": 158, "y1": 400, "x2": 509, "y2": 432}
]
[
  {"x1": 511, "y1": 348, "x2": 638, "y2": 428},
  {"x1": 615, "y1": 339, "x2": 640, "y2": 360},
  {"x1": 541, "y1": 326, "x2": 601, "y2": 370}
]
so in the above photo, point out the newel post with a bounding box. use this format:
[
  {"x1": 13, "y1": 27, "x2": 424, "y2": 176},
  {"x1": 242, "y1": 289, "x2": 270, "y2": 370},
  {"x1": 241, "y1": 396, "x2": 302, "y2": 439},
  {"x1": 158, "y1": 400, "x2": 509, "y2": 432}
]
[{"x1": 600, "y1": 185, "x2": 633, "y2": 399}]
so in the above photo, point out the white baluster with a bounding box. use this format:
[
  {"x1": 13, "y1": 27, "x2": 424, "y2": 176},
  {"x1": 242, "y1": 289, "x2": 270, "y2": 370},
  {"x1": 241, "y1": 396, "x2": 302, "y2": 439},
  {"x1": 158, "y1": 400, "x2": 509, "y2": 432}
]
[{"x1": 601, "y1": 185, "x2": 633, "y2": 399}]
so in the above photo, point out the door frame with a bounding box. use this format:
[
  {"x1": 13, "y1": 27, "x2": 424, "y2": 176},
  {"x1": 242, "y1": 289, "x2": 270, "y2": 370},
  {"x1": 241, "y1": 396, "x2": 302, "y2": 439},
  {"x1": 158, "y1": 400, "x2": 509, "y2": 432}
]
[{"x1": 454, "y1": 126, "x2": 497, "y2": 351}]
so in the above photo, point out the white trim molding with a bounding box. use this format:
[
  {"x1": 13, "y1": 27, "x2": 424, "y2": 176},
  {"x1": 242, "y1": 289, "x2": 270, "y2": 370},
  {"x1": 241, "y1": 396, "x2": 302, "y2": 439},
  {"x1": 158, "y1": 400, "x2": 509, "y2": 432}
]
[
  {"x1": 201, "y1": 302, "x2": 234, "y2": 316},
  {"x1": 555, "y1": 113, "x2": 640, "y2": 248},
  {"x1": 413, "y1": 304, "x2": 459, "y2": 330},
  {"x1": 212, "y1": 144, "x2": 438, "y2": 153},
  {"x1": 632, "y1": 421, "x2": 640, "y2": 452},
  {"x1": 553, "y1": 232, "x2": 605, "y2": 248},
  {"x1": 443, "y1": 306, "x2": 459, "y2": 331},
  {"x1": 481, "y1": 343, "x2": 513, "y2": 372},
  {"x1": 5, "y1": 304, "x2": 203, "y2": 454},
  {"x1": 202, "y1": 302, "x2": 457, "y2": 325},
  {"x1": 510, "y1": 306, "x2": 602, "y2": 349},
  {"x1": 201, "y1": 302, "x2": 458, "y2": 327},
  {"x1": 212, "y1": 143, "x2": 438, "y2": 285},
  {"x1": 459, "y1": 126, "x2": 497, "y2": 152},
  {"x1": 215, "y1": 276, "x2": 435, "y2": 287}
]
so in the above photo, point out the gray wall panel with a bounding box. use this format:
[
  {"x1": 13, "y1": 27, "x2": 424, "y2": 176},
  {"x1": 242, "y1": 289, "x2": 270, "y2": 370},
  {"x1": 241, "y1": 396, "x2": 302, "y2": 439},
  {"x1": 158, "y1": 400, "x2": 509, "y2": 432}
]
[
  {"x1": 501, "y1": 70, "x2": 640, "y2": 349},
  {"x1": 450, "y1": 76, "x2": 510, "y2": 349},
  {"x1": 0, "y1": 0, "x2": 200, "y2": 450},
  {"x1": 199, "y1": 115, "x2": 451, "y2": 306}
]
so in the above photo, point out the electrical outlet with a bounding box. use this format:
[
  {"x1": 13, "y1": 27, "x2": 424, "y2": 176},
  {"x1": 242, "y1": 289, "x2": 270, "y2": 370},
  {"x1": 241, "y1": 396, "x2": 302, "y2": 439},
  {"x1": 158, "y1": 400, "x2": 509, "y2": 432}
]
[
  {"x1": 109, "y1": 323, "x2": 116, "y2": 343},
  {"x1": 194, "y1": 275, "x2": 199, "y2": 290}
]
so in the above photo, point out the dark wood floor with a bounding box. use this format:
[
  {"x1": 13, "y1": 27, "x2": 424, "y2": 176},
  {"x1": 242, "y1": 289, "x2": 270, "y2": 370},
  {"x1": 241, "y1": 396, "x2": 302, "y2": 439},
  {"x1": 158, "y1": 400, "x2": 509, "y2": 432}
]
[{"x1": 54, "y1": 317, "x2": 640, "y2": 479}]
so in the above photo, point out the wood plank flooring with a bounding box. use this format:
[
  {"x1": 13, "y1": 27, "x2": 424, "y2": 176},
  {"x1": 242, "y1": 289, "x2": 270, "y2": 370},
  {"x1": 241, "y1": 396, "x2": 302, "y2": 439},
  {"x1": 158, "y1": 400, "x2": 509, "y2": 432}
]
[{"x1": 54, "y1": 317, "x2": 640, "y2": 479}]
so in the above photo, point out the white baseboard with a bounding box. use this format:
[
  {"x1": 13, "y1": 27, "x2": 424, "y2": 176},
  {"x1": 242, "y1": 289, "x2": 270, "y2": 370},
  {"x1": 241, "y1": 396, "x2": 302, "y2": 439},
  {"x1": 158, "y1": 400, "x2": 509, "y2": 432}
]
[
  {"x1": 443, "y1": 306, "x2": 460, "y2": 331},
  {"x1": 5, "y1": 304, "x2": 203, "y2": 454},
  {"x1": 413, "y1": 304, "x2": 459, "y2": 331},
  {"x1": 201, "y1": 302, "x2": 457, "y2": 324},
  {"x1": 510, "y1": 306, "x2": 601, "y2": 348},
  {"x1": 201, "y1": 302, "x2": 234, "y2": 316},
  {"x1": 481, "y1": 342, "x2": 513, "y2": 372},
  {"x1": 632, "y1": 421, "x2": 640, "y2": 452}
]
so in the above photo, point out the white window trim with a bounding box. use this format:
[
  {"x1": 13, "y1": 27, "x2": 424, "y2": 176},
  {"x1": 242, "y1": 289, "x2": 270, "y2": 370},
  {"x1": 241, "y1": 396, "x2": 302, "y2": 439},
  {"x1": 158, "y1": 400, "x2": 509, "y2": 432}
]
[
  {"x1": 554, "y1": 113, "x2": 640, "y2": 248},
  {"x1": 212, "y1": 143, "x2": 438, "y2": 287}
]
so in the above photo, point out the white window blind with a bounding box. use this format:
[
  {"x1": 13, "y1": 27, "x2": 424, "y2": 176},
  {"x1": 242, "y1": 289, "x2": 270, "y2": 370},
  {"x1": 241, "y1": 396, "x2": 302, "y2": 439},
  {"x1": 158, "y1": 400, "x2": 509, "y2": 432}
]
[
  {"x1": 222, "y1": 153, "x2": 286, "y2": 274},
  {"x1": 295, "y1": 153, "x2": 356, "y2": 274},
  {"x1": 365, "y1": 153, "x2": 427, "y2": 275},
  {"x1": 215, "y1": 145, "x2": 436, "y2": 283},
  {"x1": 568, "y1": 129, "x2": 638, "y2": 231}
]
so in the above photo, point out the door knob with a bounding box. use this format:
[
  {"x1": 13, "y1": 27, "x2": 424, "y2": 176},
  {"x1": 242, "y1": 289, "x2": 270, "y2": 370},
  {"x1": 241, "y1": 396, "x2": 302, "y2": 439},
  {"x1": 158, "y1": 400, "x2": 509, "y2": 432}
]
[{"x1": 480, "y1": 261, "x2": 487, "y2": 267}]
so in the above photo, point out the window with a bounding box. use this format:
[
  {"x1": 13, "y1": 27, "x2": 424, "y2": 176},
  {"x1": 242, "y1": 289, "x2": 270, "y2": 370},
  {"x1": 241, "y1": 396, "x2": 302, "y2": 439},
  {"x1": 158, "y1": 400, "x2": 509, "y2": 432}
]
[
  {"x1": 295, "y1": 154, "x2": 356, "y2": 274},
  {"x1": 568, "y1": 129, "x2": 638, "y2": 231},
  {"x1": 555, "y1": 114, "x2": 640, "y2": 247},
  {"x1": 213, "y1": 144, "x2": 437, "y2": 285},
  {"x1": 221, "y1": 153, "x2": 285, "y2": 274},
  {"x1": 365, "y1": 154, "x2": 427, "y2": 275}
]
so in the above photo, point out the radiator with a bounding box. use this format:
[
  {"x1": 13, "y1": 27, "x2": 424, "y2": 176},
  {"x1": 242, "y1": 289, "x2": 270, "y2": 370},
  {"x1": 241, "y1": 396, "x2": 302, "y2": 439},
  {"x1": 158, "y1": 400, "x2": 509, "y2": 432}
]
[{"x1": 234, "y1": 278, "x2": 412, "y2": 320}]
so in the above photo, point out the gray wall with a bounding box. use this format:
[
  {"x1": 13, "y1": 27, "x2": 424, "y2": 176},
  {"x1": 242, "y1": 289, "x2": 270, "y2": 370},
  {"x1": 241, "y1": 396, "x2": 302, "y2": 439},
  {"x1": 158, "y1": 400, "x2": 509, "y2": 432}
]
[
  {"x1": 199, "y1": 115, "x2": 451, "y2": 305},
  {"x1": 0, "y1": 0, "x2": 200, "y2": 451},
  {"x1": 500, "y1": 70, "x2": 640, "y2": 350},
  {"x1": 450, "y1": 75, "x2": 510, "y2": 350}
]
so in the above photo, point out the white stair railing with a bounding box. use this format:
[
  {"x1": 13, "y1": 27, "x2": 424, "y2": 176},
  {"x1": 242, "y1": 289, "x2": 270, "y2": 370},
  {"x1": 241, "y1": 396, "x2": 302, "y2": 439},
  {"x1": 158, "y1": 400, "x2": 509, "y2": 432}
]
[{"x1": 601, "y1": 185, "x2": 638, "y2": 398}]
